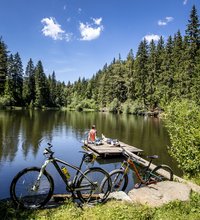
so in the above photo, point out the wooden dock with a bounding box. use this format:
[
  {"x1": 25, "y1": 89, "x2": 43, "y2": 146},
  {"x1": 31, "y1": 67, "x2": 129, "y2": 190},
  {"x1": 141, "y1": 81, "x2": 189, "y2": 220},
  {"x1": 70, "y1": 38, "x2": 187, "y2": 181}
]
[
  {"x1": 84, "y1": 140, "x2": 172, "y2": 180},
  {"x1": 84, "y1": 140, "x2": 143, "y2": 158}
]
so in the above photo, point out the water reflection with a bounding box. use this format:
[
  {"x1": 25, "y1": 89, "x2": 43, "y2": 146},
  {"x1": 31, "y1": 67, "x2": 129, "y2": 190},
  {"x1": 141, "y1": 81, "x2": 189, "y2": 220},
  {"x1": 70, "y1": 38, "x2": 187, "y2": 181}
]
[{"x1": 0, "y1": 110, "x2": 181, "y2": 199}]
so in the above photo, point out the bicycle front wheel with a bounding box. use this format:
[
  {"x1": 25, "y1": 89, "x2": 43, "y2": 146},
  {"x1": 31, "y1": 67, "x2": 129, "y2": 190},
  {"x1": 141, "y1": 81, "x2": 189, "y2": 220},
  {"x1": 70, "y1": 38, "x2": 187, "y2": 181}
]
[
  {"x1": 10, "y1": 167, "x2": 54, "y2": 209},
  {"x1": 102, "y1": 169, "x2": 128, "y2": 192},
  {"x1": 150, "y1": 165, "x2": 174, "y2": 182},
  {"x1": 76, "y1": 167, "x2": 111, "y2": 204}
]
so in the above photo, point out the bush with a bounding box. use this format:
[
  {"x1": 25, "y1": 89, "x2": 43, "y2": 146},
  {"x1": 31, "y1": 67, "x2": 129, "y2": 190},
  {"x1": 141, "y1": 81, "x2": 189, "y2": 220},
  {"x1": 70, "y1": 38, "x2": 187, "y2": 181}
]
[
  {"x1": 121, "y1": 99, "x2": 134, "y2": 114},
  {"x1": 80, "y1": 99, "x2": 97, "y2": 110},
  {"x1": 121, "y1": 99, "x2": 146, "y2": 114},
  {"x1": 72, "y1": 99, "x2": 97, "y2": 111},
  {"x1": 108, "y1": 98, "x2": 121, "y2": 113},
  {"x1": 164, "y1": 99, "x2": 200, "y2": 176},
  {"x1": 0, "y1": 95, "x2": 15, "y2": 107}
]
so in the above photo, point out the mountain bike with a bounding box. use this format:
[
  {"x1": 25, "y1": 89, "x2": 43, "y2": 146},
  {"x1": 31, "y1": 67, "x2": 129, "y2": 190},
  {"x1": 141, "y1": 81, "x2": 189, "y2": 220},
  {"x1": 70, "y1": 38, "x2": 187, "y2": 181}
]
[
  {"x1": 102, "y1": 147, "x2": 173, "y2": 192},
  {"x1": 10, "y1": 143, "x2": 112, "y2": 209}
]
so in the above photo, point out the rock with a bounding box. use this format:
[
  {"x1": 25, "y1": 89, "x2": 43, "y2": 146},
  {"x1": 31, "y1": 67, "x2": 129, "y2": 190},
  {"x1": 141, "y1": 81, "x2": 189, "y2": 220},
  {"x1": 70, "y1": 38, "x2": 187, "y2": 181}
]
[
  {"x1": 174, "y1": 175, "x2": 200, "y2": 194},
  {"x1": 128, "y1": 181, "x2": 191, "y2": 207},
  {"x1": 108, "y1": 191, "x2": 132, "y2": 202}
]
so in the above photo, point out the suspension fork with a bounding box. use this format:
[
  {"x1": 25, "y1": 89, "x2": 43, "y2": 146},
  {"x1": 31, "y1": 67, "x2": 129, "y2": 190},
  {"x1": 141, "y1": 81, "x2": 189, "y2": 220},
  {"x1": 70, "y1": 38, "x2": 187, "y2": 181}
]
[
  {"x1": 112, "y1": 162, "x2": 129, "y2": 189},
  {"x1": 32, "y1": 159, "x2": 52, "y2": 191}
]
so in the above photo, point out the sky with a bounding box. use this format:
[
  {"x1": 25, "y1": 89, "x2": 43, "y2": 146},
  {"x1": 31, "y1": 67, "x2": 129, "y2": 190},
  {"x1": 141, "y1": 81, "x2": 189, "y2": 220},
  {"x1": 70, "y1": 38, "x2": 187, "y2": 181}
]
[{"x1": 0, "y1": 0, "x2": 200, "y2": 83}]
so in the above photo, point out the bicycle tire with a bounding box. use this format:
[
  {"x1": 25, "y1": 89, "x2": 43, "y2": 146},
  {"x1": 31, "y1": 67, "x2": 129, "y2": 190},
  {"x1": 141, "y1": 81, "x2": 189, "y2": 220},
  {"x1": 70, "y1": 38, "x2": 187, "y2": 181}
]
[
  {"x1": 102, "y1": 169, "x2": 128, "y2": 192},
  {"x1": 10, "y1": 167, "x2": 54, "y2": 209},
  {"x1": 76, "y1": 167, "x2": 111, "y2": 204},
  {"x1": 150, "y1": 165, "x2": 174, "y2": 182}
]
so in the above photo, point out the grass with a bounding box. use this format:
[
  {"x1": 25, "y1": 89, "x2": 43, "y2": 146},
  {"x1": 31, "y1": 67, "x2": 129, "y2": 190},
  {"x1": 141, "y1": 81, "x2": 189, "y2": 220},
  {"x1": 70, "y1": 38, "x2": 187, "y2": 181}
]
[
  {"x1": 185, "y1": 174, "x2": 200, "y2": 186},
  {"x1": 1, "y1": 192, "x2": 200, "y2": 220}
]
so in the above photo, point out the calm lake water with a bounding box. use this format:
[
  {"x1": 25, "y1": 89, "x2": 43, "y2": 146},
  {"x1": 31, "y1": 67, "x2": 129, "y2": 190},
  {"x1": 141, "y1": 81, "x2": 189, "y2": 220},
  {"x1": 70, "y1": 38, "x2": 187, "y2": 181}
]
[{"x1": 0, "y1": 110, "x2": 181, "y2": 199}]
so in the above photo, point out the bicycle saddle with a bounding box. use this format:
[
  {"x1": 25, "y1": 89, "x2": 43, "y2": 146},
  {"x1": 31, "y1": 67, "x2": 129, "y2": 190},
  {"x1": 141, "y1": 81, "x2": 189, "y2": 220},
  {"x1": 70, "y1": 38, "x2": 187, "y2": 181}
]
[{"x1": 146, "y1": 155, "x2": 159, "y2": 159}]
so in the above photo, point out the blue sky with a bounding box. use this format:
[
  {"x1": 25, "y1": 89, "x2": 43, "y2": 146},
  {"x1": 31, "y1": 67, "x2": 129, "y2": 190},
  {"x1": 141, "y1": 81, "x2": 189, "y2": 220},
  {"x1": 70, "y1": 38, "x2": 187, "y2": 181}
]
[{"x1": 0, "y1": 0, "x2": 199, "y2": 83}]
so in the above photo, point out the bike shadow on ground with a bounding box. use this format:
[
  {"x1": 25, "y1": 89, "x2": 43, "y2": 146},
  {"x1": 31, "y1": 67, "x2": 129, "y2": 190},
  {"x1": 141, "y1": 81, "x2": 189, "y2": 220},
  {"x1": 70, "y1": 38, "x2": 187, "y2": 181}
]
[{"x1": 43, "y1": 195, "x2": 82, "y2": 209}]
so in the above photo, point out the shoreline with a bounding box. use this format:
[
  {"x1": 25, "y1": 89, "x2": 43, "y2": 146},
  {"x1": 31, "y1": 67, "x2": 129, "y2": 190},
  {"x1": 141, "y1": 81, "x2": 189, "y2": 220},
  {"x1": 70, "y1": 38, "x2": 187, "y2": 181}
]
[{"x1": 0, "y1": 106, "x2": 162, "y2": 117}]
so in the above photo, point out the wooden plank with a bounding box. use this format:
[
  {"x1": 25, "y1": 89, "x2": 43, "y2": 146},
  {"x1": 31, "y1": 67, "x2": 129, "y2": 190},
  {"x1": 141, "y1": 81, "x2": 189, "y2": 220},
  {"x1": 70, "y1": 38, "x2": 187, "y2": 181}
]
[
  {"x1": 84, "y1": 139, "x2": 143, "y2": 158},
  {"x1": 82, "y1": 145, "x2": 100, "y2": 157}
]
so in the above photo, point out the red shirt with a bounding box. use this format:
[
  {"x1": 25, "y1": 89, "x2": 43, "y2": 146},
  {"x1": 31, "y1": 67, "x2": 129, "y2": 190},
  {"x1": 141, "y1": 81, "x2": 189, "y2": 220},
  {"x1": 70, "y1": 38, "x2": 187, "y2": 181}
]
[{"x1": 88, "y1": 129, "x2": 96, "y2": 141}]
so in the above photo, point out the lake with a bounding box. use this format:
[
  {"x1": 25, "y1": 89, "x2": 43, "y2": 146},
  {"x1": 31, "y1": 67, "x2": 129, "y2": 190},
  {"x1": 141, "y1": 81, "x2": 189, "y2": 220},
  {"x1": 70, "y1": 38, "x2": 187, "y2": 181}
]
[{"x1": 0, "y1": 110, "x2": 181, "y2": 199}]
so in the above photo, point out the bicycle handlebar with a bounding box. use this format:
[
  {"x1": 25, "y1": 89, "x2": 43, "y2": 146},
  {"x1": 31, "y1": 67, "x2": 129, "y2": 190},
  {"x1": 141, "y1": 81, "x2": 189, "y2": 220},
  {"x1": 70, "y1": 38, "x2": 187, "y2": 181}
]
[
  {"x1": 47, "y1": 142, "x2": 53, "y2": 148},
  {"x1": 43, "y1": 143, "x2": 54, "y2": 156}
]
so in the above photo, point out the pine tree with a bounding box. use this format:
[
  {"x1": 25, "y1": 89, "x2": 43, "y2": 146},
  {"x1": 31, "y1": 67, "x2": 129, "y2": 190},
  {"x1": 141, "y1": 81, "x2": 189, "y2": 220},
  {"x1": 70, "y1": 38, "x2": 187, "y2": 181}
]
[
  {"x1": 134, "y1": 39, "x2": 149, "y2": 106},
  {"x1": 0, "y1": 37, "x2": 8, "y2": 96},
  {"x1": 48, "y1": 71, "x2": 57, "y2": 106},
  {"x1": 160, "y1": 36, "x2": 175, "y2": 103},
  {"x1": 101, "y1": 64, "x2": 114, "y2": 105},
  {"x1": 172, "y1": 30, "x2": 184, "y2": 97},
  {"x1": 65, "y1": 81, "x2": 73, "y2": 106},
  {"x1": 184, "y1": 5, "x2": 200, "y2": 99},
  {"x1": 125, "y1": 49, "x2": 135, "y2": 100},
  {"x1": 147, "y1": 40, "x2": 159, "y2": 109},
  {"x1": 11, "y1": 53, "x2": 24, "y2": 105},
  {"x1": 97, "y1": 64, "x2": 109, "y2": 107},
  {"x1": 186, "y1": 5, "x2": 200, "y2": 51},
  {"x1": 111, "y1": 61, "x2": 127, "y2": 103},
  {"x1": 155, "y1": 36, "x2": 165, "y2": 104},
  {"x1": 23, "y1": 58, "x2": 35, "y2": 106},
  {"x1": 193, "y1": 48, "x2": 200, "y2": 104},
  {"x1": 4, "y1": 54, "x2": 15, "y2": 105},
  {"x1": 3, "y1": 77, "x2": 15, "y2": 105},
  {"x1": 101, "y1": 58, "x2": 127, "y2": 106},
  {"x1": 34, "y1": 61, "x2": 48, "y2": 107},
  {"x1": 55, "y1": 81, "x2": 66, "y2": 106}
]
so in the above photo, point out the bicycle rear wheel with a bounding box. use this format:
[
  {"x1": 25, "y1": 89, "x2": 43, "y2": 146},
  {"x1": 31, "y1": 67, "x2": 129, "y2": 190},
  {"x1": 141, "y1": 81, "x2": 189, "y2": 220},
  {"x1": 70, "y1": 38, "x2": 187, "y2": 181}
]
[
  {"x1": 102, "y1": 169, "x2": 128, "y2": 192},
  {"x1": 150, "y1": 165, "x2": 174, "y2": 182},
  {"x1": 10, "y1": 167, "x2": 54, "y2": 209},
  {"x1": 76, "y1": 167, "x2": 111, "y2": 204}
]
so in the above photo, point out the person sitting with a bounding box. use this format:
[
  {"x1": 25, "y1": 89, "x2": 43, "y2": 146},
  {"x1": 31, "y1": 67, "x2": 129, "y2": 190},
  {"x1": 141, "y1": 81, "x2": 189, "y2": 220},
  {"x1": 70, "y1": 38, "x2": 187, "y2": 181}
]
[{"x1": 88, "y1": 125, "x2": 97, "y2": 143}]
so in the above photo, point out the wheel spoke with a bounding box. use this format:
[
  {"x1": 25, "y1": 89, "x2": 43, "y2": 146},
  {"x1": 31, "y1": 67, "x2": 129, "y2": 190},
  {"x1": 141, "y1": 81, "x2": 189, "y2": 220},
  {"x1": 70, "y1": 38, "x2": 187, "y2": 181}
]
[
  {"x1": 10, "y1": 167, "x2": 54, "y2": 209},
  {"x1": 76, "y1": 168, "x2": 111, "y2": 204}
]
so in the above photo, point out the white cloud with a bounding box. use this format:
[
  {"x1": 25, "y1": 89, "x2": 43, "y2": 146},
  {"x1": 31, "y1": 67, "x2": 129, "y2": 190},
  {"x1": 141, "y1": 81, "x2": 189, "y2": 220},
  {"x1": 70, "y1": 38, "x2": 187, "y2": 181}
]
[
  {"x1": 78, "y1": 8, "x2": 82, "y2": 14},
  {"x1": 41, "y1": 17, "x2": 73, "y2": 41},
  {"x1": 166, "y1": 17, "x2": 174, "y2": 22},
  {"x1": 63, "y1": 5, "x2": 67, "y2": 10},
  {"x1": 79, "y1": 23, "x2": 102, "y2": 41},
  {"x1": 79, "y1": 18, "x2": 104, "y2": 41},
  {"x1": 183, "y1": 0, "x2": 188, "y2": 5},
  {"x1": 41, "y1": 17, "x2": 65, "y2": 40},
  {"x1": 65, "y1": 33, "x2": 73, "y2": 42},
  {"x1": 143, "y1": 34, "x2": 160, "y2": 43},
  {"x1": 93, "y1": 17, "x2": 102, "y2": 25},
  {"x1": 158, "y1": 16, "x2": 174, "y2": 26},
  {"x1": 158, "y1": 20, "x2": 167, "y2": 26}
]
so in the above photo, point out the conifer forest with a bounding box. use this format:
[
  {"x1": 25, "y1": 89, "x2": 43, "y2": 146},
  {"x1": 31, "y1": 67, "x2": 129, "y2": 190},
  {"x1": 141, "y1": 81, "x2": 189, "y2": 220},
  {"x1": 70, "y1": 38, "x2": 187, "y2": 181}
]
[{"x1": 0, "y1": 5, "x2": 199, "y2": 113}]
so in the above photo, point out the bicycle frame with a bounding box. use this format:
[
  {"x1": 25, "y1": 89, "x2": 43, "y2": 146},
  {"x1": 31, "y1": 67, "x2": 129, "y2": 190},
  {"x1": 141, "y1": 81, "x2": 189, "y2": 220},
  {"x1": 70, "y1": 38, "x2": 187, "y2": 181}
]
[
  {"x1": 34, "y1": 154, "x2": 97, "y2": 195},
  {"x1": 10, "y1": 143, "x2": 113, "y2": 209},
  {"x1": 121, "y1": 156, "x2": 154, "y2": 185}
]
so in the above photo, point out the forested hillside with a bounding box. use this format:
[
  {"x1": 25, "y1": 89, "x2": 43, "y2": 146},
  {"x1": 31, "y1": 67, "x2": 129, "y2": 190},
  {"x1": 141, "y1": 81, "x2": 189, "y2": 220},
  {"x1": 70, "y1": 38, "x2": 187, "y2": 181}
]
[
  {"x1": 0, "y1": 5, "x2": 199, "y2": 111},
  {"x1": 0, "y1": 52, "x2": 66, "y2": 108}
]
